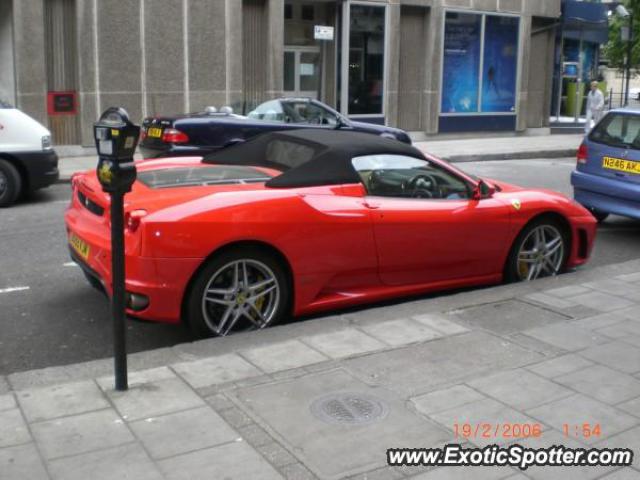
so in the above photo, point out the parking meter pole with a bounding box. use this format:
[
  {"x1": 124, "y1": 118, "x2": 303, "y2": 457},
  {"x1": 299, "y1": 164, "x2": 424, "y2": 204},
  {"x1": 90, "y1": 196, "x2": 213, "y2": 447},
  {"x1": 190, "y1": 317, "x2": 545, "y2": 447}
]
[
  {"x1": 110, "y1": 194, "x2": 128, "y2": 391},
  {"x1": 93, "y1": 107, "x2": 140, "y2": 393}
]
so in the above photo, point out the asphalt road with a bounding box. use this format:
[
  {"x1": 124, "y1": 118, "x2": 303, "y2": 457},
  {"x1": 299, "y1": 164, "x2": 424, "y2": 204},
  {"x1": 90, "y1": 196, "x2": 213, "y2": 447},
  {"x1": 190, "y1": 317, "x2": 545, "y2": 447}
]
[{"x1": 0, "y1": 157, "x2": 638, "y2": 375}]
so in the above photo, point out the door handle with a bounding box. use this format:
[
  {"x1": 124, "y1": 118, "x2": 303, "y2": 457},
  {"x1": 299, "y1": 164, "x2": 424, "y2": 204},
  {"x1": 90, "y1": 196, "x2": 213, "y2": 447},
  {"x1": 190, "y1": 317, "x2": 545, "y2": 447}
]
[{"x1": 363, "y1": 201, "x2": 380, "y2": 210}]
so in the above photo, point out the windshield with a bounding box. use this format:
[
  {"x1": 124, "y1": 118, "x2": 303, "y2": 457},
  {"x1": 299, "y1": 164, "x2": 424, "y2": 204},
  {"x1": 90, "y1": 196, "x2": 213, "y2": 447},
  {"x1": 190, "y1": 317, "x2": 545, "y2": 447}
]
[{"x1": 589, "y1": 112, "x2": 640, "y2": 149}]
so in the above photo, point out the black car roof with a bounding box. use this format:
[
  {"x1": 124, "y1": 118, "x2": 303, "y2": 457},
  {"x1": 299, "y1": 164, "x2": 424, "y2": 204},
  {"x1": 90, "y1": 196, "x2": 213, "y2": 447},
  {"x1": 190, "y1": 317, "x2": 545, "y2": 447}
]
[{"x1": 202, "y1": 129, "x2": 425, "y2": 188}]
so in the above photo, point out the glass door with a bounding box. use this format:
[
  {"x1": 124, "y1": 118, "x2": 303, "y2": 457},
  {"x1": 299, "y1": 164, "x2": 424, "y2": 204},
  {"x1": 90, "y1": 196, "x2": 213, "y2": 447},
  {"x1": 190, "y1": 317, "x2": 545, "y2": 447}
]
[
  {"x1": 284, "y1": 47, "x2": 321, "y2": 99},
  {"x1": 339, "y1": 2, "x2": 386, "y2": 119}
]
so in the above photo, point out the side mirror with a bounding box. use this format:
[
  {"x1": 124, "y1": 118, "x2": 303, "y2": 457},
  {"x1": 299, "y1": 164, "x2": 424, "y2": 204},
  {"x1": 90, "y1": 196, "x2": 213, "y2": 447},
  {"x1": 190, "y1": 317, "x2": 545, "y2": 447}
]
[
  {"x1": 335, "y1": 115, "x2": 350, "y2": 130},
  {"x1": 472, "y1": 180, "x2": 496, "y2": 200}
]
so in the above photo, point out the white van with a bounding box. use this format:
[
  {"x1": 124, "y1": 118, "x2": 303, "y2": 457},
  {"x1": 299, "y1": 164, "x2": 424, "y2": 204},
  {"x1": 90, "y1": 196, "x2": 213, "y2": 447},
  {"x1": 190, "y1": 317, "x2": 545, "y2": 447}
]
[{"x1": 0, "y1": 100, "x2": 59, "y2": 207}]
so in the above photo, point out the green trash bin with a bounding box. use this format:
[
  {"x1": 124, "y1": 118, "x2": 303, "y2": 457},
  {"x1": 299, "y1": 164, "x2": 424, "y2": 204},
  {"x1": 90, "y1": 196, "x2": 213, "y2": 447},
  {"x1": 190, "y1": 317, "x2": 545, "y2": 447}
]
[{"x1": 565, "y1": 81, "x2": 585, "y2": 117}]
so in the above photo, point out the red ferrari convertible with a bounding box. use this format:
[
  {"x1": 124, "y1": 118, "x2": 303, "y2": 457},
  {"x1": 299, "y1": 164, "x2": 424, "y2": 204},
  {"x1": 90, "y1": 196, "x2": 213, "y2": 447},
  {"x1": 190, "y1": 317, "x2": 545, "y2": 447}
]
[{"x1": 65, "y1": 130, "x2": 597, "y2": 337}]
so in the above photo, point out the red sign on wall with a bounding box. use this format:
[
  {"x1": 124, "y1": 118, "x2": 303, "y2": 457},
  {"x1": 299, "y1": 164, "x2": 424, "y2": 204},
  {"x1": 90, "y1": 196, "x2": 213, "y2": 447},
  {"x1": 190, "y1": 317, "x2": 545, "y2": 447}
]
[{"x1": 47, "y1": 91, "x2": 77, "y2": 115}]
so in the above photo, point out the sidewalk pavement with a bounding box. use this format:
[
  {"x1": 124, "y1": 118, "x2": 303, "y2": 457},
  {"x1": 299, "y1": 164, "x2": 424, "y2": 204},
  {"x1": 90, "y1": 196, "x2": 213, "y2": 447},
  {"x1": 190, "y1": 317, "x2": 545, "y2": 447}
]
[
  {"x1": 2, "y1": 259, "x2": 640, "y2": 480},
  {"x1": 55, "y1": 134, "x2": 584, "y2": 183}
]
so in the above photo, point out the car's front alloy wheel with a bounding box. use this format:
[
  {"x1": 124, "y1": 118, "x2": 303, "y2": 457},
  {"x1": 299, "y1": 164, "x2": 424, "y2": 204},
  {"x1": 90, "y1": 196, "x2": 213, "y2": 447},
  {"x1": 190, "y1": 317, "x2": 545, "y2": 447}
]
[
  {"x1": 186, "y1": 248, "x2": 290, "y2": 337},
  {"x1": 506, "y1": 219, "x2": 569, "y2": 282}
]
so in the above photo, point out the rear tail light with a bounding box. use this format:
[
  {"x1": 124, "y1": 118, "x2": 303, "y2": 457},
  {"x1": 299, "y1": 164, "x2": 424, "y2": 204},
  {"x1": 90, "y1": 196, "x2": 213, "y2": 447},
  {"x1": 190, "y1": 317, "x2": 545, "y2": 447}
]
[
  {"x1": 161, "y1": 128, "x2": 189, "y2": 144},
  {"x1": 125, "y1": 209, "x2": 148, "y2": 232},
  {"x1": 577, "y1": 143, "x2": 588, "y2": 164},
  {"x1": 140, "y1": 129, "x2": 147, "y2": 141}
]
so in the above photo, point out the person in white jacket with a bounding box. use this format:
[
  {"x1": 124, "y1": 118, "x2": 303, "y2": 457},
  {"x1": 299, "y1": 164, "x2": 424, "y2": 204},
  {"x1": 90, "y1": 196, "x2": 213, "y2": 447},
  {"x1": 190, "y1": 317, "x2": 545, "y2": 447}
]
[{"x1": 585, "y1": 81, "x2": 605, "y2": 133}]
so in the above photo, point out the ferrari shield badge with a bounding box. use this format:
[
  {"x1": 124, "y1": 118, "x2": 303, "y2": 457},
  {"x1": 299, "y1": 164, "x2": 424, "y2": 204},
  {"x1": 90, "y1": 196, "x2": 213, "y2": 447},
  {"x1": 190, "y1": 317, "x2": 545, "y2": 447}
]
[{"x1": 511, "y1": 199, "x2": 522, "y2": 211}]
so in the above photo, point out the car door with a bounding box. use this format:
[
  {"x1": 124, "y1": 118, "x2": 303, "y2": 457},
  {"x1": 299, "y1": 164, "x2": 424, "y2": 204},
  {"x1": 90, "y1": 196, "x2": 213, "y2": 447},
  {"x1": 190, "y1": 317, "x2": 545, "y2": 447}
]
[{"x1": 352, "y1": 154, "x2": 512, "y2": 286}]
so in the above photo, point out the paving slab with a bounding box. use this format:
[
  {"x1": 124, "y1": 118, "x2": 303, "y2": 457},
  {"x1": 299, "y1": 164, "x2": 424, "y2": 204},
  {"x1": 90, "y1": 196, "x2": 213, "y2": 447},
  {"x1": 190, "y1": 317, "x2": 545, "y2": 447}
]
[
  {"x1": 171, "y1": 353, "x2": 262, "y2": 389},
  {"x1": 543, "y1": 285, "x2": 592, "y2": 298},
  {"x1": 555, "y1": 365, "x2": 640, "y2": 405},
  {"x1": 410, "y1": 314, "x2": 470, "y2": 335},
  {"x1": 569, "y1": 312, "x2": 628, "y2": 331},
  {"x1": 32, "y1": 408, "x2": 134, "y2": 461},
  {"x1": 617, "y1": 396, "x2": 640, "y2": 418},
  {"x1": 233, "y1": 369, "x2": 451, "y2": 480},
  {"x1": 526, "y1": 353, "x2": 594, "y2": 379},
  {"x1": 411, "y1": 385, "x2": 486, "y2": 416},
  {"x1": 411, "y1": 465, "x2": 515, "y2": 479},
  {"x1": 578, "y1": 341, "x2": 640, "y2": 374},
  {"x1": 102, "y1": 376, "x2": 205, "y2": 421},
  {"x1": 360, "y1": 318, "x2": 443, "y2": 347},
  {"x1": 596, "y1": 321, "x2": 640, "y2": 339},
  {"x1": 617, "y1": 305, "x2": 640, "y2": 321},
  {"x1": 344, "y1": 331, "x2": 543, "y2": 398},
  {"x1": 300, "y1": 328, "x2": 387, "y2": 359},
  {"x1": 467, "y1": 369, "x2": 574, "y2": 410},
  {"x1": 428, "y1": 397, "x2": 541, "y2": 447},
  {"x1": 582, "y1": 280, "x2": 640, "y2": 303},
  {"x1": 522, "y1": 323, "x2": 609, "y2": 351},
  {"x1": 0, "y1": 443, "x2": 49, "y2": 480},
  {"x1": 616, "y1": 272, "x2": 640, "y2": 283},
  {"x1": 526, "y1": 394, "x2": 639, "y2": 443},
  {"x1": 16, "y1": 380, "x2": 109, "y2": 423},
  {"x1": 47, "y1": 443, "x2": 163, "y2": 480},
  {"x1": 0, "y1": 408, "x2": 31, "y2": 448},
  {"x1": 158, "y1": 440, "x2": 283, "y2": 480},
  {"x1": 129, "y1": 406, "x2": 239, "y2": 460},
  {"x1": 240, "y1": 339, "x2": 329, "y2": 373},
  {"x1": 0, "y1": 393, "x2": 16, "y2": 411},
  {"x1": 600, "y1": 469, "x2": 640, "y2": 479},
  {"x1": 566, "y1": 291, "x2": 636, "y2": 312},
  {"x1": 449, "y1": 299, "x2": 569, "y2": 334},
  {"x1": 524, "y1": 292, "x2": 578, "y2": 310}
]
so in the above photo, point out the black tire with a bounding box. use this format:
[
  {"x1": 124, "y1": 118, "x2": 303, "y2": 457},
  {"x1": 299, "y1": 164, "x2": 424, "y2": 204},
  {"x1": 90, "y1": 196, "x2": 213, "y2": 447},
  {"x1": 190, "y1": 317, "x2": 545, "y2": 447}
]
[
  {"x1": 504, "y1": 217, "x2": 570, "y2": 283},
  {"x1": 589, "y1": 209, "x2": 609, "y2": 224},
  {"x1": 0, "y1": 159, "x2": 22, "y2": 208},
  {"x1": 185, "y1": 247, "x2": 291, "y2": 338}
]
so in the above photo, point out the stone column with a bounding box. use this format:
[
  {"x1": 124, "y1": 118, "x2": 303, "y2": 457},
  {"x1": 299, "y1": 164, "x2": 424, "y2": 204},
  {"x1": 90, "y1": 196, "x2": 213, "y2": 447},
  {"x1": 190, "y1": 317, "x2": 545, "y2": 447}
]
[{"x1": 12, "y1": 0, "x2": 47, "y2": 126}]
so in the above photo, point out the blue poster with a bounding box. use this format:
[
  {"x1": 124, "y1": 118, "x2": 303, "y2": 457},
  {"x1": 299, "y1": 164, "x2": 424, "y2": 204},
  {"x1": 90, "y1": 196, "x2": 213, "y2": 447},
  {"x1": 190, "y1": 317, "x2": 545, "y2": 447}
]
[
  {"x1": 481, "y1": 16, "x2": 519, "y2": 113},
  {"x1": 441, "y1": 13, "x2": 482, "y2": 113}
]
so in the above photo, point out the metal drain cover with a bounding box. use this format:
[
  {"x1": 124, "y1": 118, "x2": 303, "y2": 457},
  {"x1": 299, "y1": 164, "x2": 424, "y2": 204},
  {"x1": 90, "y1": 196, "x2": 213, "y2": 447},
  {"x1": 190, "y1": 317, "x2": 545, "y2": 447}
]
[{"x1": 310, "y1": 392, "x2": 388, "y2": 425}]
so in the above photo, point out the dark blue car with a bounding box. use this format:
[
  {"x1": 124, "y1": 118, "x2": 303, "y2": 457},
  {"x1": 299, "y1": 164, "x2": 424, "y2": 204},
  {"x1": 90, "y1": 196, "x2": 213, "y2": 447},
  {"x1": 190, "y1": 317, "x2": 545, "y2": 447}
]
[
  {"x1": 572, "y1": 108, "x2": 640, "y2": 222},
  {"x1": 139, "y1": 98, "x2": 412, "y2": 159}
]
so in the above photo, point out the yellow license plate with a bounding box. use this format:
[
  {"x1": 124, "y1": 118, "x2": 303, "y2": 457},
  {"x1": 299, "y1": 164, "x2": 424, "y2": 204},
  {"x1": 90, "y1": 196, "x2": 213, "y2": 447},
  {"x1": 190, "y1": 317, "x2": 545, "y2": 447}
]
[
  {"x1": 602, "y1": 156, "x2": 640, "y2": 175},
  {"x1": 147, "y1": 127, "x2": 163, "y2": 138},
  {"x1": 69, "y1": 233, "x2": 90, "y2": 260}
]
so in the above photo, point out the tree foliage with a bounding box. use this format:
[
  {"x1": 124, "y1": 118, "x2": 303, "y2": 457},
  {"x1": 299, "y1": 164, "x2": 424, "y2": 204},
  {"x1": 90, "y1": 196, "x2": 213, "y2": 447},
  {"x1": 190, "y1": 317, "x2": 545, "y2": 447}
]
[{"x1": 603, "y1": 0, "x2": 640, "y2": 69}]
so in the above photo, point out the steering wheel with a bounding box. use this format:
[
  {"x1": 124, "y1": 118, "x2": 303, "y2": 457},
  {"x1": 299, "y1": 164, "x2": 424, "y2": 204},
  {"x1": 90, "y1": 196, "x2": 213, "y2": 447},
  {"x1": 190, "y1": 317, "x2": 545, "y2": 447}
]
[{"x1": 405, "y1": 174, "x2": 438, "y2": 199}]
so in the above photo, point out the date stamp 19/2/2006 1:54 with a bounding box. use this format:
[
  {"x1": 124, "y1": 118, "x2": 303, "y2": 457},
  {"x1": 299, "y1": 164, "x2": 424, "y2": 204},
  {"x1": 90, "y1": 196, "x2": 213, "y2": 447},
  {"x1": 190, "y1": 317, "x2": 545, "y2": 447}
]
[{"x1": 453, "y1": 422, "x2": 602, "y2": 441}]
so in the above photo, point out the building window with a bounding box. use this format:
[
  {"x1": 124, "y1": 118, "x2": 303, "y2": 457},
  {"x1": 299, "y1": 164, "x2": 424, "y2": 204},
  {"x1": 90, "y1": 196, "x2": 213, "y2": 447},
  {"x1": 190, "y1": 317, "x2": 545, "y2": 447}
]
[
  {"x1": 442, "y1": 12, "x2": 520, "y2": 115},
  {"x1": 348, "y1": 4, "x2": 385, "y2": 115},
  {"x1": 302, "y1": 5, "x2": 314, "y2": 21},
  {"x1": 284, "y1": 4, "x2": 293, "y2": 20}
]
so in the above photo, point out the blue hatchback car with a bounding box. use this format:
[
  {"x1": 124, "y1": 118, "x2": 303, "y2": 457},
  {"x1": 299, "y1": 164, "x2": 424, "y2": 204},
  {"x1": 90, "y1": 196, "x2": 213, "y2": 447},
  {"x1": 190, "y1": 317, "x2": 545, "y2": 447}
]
[{"x1": 572, "y1": 108, "x2": 640, "y2": 222}]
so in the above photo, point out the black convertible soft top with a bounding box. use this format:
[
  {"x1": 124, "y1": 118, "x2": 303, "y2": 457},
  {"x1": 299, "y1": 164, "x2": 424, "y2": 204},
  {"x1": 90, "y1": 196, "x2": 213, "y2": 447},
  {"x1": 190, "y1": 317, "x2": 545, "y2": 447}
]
[{"x1": 202, "y1": 129, "x2": 425, "y2": 188}]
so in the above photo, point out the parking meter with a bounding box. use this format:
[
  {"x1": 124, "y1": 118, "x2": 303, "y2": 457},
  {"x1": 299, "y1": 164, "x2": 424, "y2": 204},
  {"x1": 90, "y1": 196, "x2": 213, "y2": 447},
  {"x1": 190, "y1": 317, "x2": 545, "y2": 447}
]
[{"x1": 94, "y1": 107, "x2": 140, "y2": 391}]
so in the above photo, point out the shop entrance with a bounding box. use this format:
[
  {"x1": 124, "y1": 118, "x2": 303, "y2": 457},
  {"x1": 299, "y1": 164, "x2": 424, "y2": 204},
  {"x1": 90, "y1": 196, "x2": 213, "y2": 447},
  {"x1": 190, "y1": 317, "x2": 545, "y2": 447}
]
[{"x1": 284, "y1": 46, "x2": 321, "y2": 99}]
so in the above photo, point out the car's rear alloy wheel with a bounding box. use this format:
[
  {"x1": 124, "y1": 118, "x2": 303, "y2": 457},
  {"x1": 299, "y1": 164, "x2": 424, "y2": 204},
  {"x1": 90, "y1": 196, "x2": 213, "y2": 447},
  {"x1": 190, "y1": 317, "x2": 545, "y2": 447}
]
[
  {"x1": 507, "y1": 220, "x2": 568, "y2": 282},
  {"x1": 187, "y1": 248, "x2": 290, "y2": 337}
]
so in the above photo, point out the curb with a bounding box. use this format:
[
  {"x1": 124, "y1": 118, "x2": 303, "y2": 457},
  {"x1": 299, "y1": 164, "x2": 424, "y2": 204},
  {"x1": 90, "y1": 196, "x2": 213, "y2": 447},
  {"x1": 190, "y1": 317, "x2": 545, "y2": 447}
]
[
  {"x1": 54, "y1": 149, "x2": 578, "y2": 184},
  {"x1": 444, "y1": 149, "x2": 578, "y2": 163}
]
